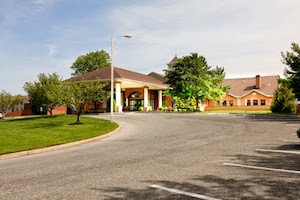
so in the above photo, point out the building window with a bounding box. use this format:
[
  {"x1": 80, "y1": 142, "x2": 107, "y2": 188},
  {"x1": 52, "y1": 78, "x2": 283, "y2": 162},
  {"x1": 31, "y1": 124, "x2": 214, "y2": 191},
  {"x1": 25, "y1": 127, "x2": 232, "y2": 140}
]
[
  {"x1": 261, "y1": 99, "x2": 266, "y2": 106},
  {"x1": 216, "y1": 101, "x2": 220, "y2": 106},
  {"x1": 222, "y1": 100, "x2": 227, "y2": 106},
  {"x1": 229, "y1": 100, "x2": 233, "y2": 106},
  {"x1": 253, "y1": 100, "x2": 258, "y2": 106},
  {"x1": 247, "y1": 100, "x2": 251, "y2": 106},
  {"x1": 162, "y1": 100, "x2": 167, "y2": 107}
]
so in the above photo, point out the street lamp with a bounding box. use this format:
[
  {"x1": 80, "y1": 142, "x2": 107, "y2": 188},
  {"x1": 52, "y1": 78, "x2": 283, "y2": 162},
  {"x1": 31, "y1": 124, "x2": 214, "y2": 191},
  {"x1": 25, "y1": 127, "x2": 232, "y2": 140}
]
[{"x1": 110, "y1": 34, "x2": 131, "y2": 123}]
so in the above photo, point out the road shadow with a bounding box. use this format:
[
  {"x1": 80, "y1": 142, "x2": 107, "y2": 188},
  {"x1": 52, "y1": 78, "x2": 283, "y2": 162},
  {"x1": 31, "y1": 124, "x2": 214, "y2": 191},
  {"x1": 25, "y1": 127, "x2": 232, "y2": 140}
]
[
  {"x1": 244, "y1": 114, "x2": 300, "y2": 124},
  {"x1": 91, "y1": 174, "x2": 300, "y2": 200}
]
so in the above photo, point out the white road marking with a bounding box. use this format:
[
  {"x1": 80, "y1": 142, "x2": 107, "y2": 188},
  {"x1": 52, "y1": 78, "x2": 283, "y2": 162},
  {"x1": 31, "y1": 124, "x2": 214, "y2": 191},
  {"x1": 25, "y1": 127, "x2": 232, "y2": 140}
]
[
  {"x1": 150, "y1": 184, "x2": 221, "y2": 200},
  {"x1": 256, "y1": 148, "x2": 300, "y2": 155},
  {"x1": 223, "y1": 163, "x2": 300, "y2": 174}
]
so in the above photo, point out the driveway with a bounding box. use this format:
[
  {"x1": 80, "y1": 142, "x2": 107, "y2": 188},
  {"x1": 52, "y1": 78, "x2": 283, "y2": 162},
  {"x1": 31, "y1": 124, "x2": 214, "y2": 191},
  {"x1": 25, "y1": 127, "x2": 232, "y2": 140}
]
[{"x1": 0, "y1": 113, "x2": 300, "y2": 199}]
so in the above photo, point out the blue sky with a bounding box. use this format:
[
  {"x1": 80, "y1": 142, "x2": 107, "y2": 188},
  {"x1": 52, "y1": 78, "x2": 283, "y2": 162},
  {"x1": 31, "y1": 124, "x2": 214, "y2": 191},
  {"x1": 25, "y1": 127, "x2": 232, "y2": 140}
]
[{"x1": 1, "y1": 0, "x2": 300, "y2": 95}]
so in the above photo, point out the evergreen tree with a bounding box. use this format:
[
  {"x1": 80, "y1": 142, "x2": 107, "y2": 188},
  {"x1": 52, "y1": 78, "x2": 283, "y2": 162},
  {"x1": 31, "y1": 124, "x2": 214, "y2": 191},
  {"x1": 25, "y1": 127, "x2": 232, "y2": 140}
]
[
  {"x1": 281, "y1": 42, "x2": 300, "y2": 99},
  {"x1": 271, "y1": 85, "x2": 297, "y2": 114}
]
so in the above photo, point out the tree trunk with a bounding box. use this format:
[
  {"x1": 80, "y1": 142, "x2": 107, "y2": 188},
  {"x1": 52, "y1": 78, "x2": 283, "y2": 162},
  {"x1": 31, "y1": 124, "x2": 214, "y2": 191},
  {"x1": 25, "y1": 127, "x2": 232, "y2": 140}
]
[
  {"x1": 76, "y1": 113, "x2": 81, "y2": 124},
  {"x1": 49, "y1": 109, "x2": 53, "y2": 118}
]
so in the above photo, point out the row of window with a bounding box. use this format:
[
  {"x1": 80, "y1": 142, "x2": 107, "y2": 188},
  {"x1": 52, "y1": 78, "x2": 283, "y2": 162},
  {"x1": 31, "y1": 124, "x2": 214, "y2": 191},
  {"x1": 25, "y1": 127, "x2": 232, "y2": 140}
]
[{"x1": 217, "y1": 99, "x2": 266, "y2": 106}]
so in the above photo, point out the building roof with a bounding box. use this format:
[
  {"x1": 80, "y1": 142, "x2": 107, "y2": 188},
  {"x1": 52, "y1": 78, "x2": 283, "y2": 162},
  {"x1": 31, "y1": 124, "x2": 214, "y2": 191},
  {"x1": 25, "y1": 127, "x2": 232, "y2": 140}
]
[
  {"x1": 148, "y1": 72, "x2": 167, "y2": 83},
  {"x1": 68, "y1": 67, "x2": 169, "y2": 89},
  {"x1": 167, "y1": 55, "x2": 178, "y2": 68},
  {"x1": 223, "y1": 75, "x2": 278, "y2": 97}
]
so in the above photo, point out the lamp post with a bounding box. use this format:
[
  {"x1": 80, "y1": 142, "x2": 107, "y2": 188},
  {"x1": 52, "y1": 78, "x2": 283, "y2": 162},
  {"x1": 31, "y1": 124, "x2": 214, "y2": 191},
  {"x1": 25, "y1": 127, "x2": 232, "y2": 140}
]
[{"x1": 110, "y1": 34, "x2": 131, "y2": 123}]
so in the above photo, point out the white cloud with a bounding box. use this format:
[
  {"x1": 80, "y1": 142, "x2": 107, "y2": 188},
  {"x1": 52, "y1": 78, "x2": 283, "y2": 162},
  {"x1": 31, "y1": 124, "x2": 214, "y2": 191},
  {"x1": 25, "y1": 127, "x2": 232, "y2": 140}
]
[{"x1": 108, "y1": 0, "x2": 300, "y2": 78}]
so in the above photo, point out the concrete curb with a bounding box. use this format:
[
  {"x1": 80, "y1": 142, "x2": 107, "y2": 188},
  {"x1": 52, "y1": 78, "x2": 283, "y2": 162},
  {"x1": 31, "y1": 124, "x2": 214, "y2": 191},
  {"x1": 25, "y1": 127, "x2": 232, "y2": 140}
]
[{"x1": 0, "y1": 126, "x2": 122, "y2": 160}]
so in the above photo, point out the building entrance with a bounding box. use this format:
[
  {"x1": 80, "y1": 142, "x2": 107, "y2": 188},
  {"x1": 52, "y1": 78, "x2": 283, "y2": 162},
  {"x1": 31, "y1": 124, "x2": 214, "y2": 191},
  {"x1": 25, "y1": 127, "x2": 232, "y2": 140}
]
[{"x1": 129, "y1": 100, "x2": 144, "y2": 111}]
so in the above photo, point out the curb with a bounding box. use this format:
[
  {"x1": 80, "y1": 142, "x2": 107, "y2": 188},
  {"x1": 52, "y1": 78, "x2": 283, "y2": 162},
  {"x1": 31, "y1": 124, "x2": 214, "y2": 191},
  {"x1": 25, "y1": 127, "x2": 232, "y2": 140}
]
[{"x1": 0, "y1": 126, "x2": 122, "y2": 160}]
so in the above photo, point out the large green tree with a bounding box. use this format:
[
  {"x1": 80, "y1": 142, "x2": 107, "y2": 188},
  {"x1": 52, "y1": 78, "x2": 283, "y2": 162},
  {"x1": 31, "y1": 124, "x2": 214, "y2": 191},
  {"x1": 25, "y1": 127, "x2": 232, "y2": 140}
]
[
  {"x1": 0, "y1": 90, "x2": 24, "y2": 119},
  {"x1": 70, "y1": 50, "x2": 110, "y2": 76},
  {"x1": 63, "y1": 80, "x2": 109, "y2": 124},
  {"x1": 24, "y1": 73, "x2": 64, "y2": 117},
  {"x1": 165, "y1": 53, "x2": 229, "y2": 110},
  {"x1": 281, "y1": 42, "x2": 300, "y2": 99}
]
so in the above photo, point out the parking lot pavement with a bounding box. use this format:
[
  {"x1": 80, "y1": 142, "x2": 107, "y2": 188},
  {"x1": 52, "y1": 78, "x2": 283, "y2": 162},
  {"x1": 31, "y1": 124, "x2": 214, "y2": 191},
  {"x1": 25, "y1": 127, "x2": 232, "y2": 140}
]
[{"x1": 1, "y1": 113, "x2": 300, "y2": 199}]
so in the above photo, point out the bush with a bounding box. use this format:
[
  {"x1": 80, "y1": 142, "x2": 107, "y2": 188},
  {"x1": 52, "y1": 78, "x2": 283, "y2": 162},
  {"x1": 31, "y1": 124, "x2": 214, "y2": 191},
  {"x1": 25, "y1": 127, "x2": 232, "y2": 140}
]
[
  {"x1": 138, "y1": 106, "x2": 143, "y2": 111},
  {"x1": 271, "y1": 86, "x2": 297, "y2": 114},
  {"x1": 148, "y1": 106, "x2": 153, "y2": 111},
  {"x1": 173, "y1": 96, "x2": 197, "y2": 112}
]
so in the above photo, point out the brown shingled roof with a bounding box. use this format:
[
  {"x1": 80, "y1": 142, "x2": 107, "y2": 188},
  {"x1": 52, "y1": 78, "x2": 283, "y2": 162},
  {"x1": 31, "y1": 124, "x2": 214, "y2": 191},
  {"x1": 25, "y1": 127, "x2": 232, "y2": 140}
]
[
  {"x1": 223, "y1": 75, "x2": 278, "y2": 97},
  {"x1": 68, "y1": 67, "x2": 168, "y2": 88}
]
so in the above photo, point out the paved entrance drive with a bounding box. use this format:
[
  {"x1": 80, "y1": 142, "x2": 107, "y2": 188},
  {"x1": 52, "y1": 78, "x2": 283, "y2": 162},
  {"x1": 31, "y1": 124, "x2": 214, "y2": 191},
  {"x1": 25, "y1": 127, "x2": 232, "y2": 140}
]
[{"x1": 1, "y1": 113, "x2": 300, "y2": 199}]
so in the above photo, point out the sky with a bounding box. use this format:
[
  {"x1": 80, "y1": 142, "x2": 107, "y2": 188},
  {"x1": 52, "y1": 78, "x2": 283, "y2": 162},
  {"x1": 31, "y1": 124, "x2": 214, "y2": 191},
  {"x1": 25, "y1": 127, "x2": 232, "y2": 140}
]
[{"x1": 0, "y1": 0, "x2": 300, "y2": 95}]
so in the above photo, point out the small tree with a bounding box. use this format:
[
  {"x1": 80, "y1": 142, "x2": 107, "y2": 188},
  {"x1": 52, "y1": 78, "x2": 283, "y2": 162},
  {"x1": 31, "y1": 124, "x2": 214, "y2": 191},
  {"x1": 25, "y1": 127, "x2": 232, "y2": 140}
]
[
  {"x1": 24, "y1": 73, "x2": 64, "y2": 117},
  {"x1": 70, "y1": 50, "x2": 110, "y2": 76},
  {"x1": 64, "y1": 80, "x2": 109, "y2": 124},
  {"x1": 0, "y1": 90, "x2": 24, "y2": 119},
  {"x1": 271, "y1": 85, "x2": 297, "y2": 114}
]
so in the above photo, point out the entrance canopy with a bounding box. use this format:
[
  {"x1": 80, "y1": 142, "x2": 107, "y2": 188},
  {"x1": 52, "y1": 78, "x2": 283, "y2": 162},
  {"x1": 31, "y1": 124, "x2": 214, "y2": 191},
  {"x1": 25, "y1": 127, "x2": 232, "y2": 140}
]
[
  {"x1": 69, "y1": 67, "x2": 169, "y2": 90},
  {"x1": 68, "y1": 67, "x2": 169, "y2": 112}
]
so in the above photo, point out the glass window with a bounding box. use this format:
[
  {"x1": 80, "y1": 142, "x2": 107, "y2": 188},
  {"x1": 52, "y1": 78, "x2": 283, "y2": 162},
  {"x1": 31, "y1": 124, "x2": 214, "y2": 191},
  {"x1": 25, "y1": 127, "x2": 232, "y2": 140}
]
[
  {"x1": 229, "y1": 100, "x2": 233, "y2": 106},
  {"x1": 261, "y1": 99, "x2": 266, "y2": 105},
  {"x1": 222, "y1": 100, "x2": 227, "y2": 106},
  {"x1": 253, "y1": 100, "x2": 258, "y2": 106},
  {"x1": 247, "y1": 100, "x2": 251, "y2": 106},
  {"x1": 162, "y1": 100, "x2": 167, "y2": 107},
  {"x1": 216, "y1": 101, "x2": 220, "y2": 106}
]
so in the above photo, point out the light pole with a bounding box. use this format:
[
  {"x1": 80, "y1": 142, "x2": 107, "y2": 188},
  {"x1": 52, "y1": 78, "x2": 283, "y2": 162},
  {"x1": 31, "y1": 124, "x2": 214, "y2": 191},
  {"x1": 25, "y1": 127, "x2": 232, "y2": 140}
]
[{"x1": 111, "y1": 34, "x2": 131, "y2": 123}]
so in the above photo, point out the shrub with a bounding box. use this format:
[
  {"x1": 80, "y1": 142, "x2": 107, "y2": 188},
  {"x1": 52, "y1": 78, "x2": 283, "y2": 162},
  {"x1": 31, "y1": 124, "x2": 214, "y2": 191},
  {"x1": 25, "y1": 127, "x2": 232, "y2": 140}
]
[
  {"x1": 271, "y1": 86, "x2": 297, "y2": 114},
  {"x1": 173, "y1": 96, "x2": 197, "y2": 112}
]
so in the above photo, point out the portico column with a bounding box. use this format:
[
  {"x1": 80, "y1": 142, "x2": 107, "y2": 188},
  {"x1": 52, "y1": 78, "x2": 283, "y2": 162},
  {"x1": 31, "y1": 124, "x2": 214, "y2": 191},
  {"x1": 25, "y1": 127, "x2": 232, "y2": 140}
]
[
  {"x1": 237, "y1": 97, "x2": 241, "y2": 106},
  {"x1": 115, "y1": 82, "x2": 122, "y2": 113},
  {"x1": 143, "y1": 86, "x2": 149, "y2": 112},
  {"x1": 158, "y1": 90, "x2": 163, "y2": 108}
]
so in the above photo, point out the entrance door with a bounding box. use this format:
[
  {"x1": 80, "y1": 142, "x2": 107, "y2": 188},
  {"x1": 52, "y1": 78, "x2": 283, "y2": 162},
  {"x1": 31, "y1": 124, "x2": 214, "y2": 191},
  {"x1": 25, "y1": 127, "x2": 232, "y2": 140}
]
[{"x1": 129, "y1": 100, "x2": 144, "y2": 111}]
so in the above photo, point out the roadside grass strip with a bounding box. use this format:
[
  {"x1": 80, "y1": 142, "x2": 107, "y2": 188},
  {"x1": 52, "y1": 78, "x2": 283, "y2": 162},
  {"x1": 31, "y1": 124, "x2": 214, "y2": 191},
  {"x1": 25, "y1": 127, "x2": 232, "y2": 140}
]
[
  {"x1": 150, "y1": 184, "x2": 221, "y2": 200},
  {"x1": 223, "y1": 163, "x2": 300, "y2": 174},
  {"x1": 256, "y1": 148, "x2": 300, "y2": 155}
]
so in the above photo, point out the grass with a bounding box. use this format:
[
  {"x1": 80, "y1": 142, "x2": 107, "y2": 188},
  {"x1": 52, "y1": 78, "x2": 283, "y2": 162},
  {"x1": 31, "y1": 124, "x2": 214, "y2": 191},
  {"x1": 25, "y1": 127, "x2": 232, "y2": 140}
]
[{"x1": 0, "y1": 115, "x2": 118, "y2": 155}]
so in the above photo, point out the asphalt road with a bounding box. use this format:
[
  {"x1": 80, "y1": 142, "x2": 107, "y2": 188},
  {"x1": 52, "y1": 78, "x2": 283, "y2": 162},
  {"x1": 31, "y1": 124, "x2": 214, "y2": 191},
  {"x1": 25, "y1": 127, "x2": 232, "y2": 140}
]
[{"x1": 1, "y1": 112, "x2": 300, "y2": 200}]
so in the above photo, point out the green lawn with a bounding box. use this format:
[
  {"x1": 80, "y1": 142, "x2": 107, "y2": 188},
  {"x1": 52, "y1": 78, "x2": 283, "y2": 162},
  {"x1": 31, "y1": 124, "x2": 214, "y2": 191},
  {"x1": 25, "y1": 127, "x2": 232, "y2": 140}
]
[{"x1": 0, "y1": 115, "x2": 118, "y2": 155}]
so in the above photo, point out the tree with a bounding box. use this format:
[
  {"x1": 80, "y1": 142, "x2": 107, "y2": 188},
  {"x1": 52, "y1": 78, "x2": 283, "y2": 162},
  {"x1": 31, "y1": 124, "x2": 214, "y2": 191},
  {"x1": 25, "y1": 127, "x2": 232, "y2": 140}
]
[
  {"x1": 63, "y1": 80, "x2": 109, "y2": 124},
  {"x1": 24, "y1": 73, "x2": 64, "y2": 117},
  {"x1": 281, "y1": 42, "x2": 300, "y2": 99},
  {"x1": 70, "y1": 50, "x2": 110, "y2": 76},
  {"x1": 0, "y1": 90, "x2": 24, "y2": 119},
  {"x1": 165, "y1": 53, "x2": 229, "y2": 110},
  {"x1": 271, "y1": 85, "x2": 297, "y2": 114}
]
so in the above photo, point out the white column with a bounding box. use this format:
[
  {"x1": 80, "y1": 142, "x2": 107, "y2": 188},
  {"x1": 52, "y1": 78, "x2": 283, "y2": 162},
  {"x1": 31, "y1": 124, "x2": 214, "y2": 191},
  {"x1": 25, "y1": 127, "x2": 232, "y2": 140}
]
[
  {"x1": 237, "y1": 97, "x2": 241, "y2": 106},
  {"x1": 125, "y1": 98, "x2": 129, "y2": 107},
  {"x1": 158, "y1": 90, "x2": 163, "y2": 108},
  {"x1": 144, "y1": 87, "x2": 149, "y2": 112},
  {"x1": 115, "y1": 82, "x2": 122, "y2": 113}
]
